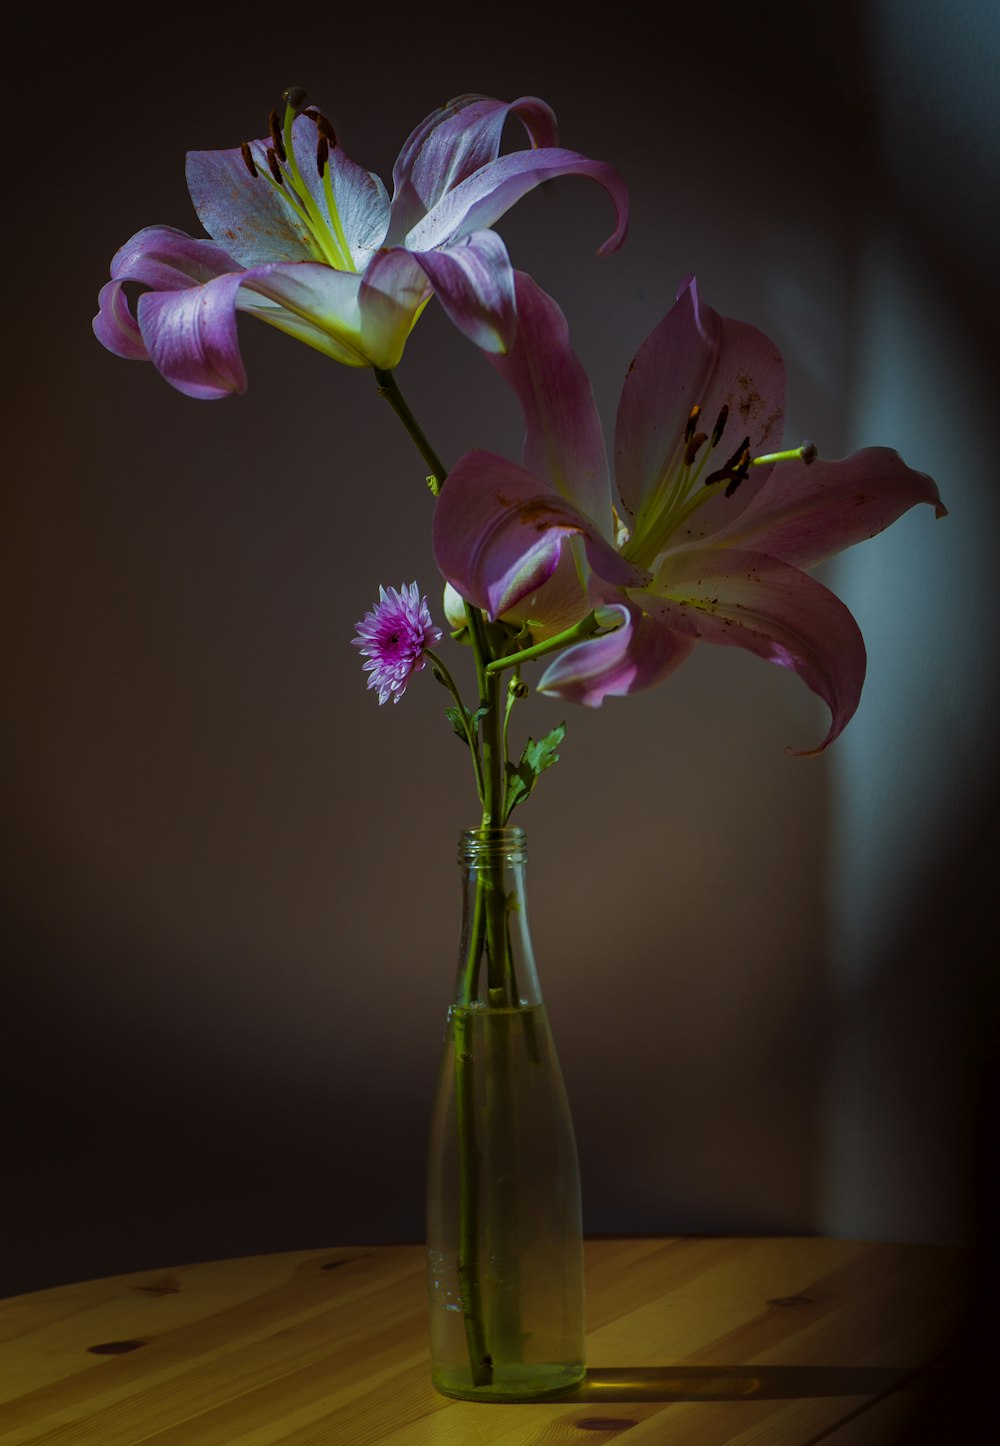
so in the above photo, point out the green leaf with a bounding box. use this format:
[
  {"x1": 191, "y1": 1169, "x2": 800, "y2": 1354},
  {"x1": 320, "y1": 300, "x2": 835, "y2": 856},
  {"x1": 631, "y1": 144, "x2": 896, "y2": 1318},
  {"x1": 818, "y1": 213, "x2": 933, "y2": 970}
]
[
  {"x1": 503, "y1": 723, "x2": 566, "y2": 821},
  {"x1": 445, "y1": 703, "x2": 490, "y2": 749}
]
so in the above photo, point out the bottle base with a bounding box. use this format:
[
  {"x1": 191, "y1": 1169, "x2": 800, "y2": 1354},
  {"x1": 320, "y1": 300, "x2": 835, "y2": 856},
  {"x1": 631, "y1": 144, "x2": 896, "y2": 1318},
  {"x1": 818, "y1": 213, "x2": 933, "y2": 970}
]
[{"x1": 431, "y1": 1361, "x2": 586, "y2": 1403}]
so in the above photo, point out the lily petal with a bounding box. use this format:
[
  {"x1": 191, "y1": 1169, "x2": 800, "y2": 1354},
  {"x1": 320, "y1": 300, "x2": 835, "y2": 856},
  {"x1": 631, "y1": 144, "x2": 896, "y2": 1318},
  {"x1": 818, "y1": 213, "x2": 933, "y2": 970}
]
[
  {"x1": 94, "y1": 226, "x2": 246, "y2": 372},
  {"x1": 410, "y1": 230, "x2": 516, "y2": 352},
  {"x1": 644, "y1": 547, "x2": 867, "y2": 752},
  {"x1": 706, "y1": 447, "x2": 948, "y2": 567},
  {"x1": 433, "y1": 450, "x2": 649, "y2": 619},
  {"x1": 357, "y1": 248, "x2": 433, "y2": 369},
  {"x1": 488, "y1": 273, "x2": 614, "y2": 535},
  {"x1": 186, "y1": 138, "x2": 316, "y2": 266},
  {"x1": 389, "y1": 94, "x2": 558, "y2": 242},
  {"x1": 615, "y1": 277, "x2": 786, "y2": 547},
  {"x1": 536, "y1": 601, "x2": 695, "y2": 706},
  {"x1": 405, "y1": 148, "x2": 629, "y2": 255},
  {"x1": 137, "y1": 271, "x2": 247, "y2": 399},
  {"x1": 94, "y1": 280, "x2": 148, "y2": 360}
]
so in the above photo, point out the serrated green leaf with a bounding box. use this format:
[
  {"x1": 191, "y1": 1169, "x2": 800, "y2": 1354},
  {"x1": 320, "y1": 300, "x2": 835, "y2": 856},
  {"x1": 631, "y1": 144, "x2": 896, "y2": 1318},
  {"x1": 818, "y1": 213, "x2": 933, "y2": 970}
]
[{"x1": 503, "y1": 723, "x2": 566, "y2": 821}]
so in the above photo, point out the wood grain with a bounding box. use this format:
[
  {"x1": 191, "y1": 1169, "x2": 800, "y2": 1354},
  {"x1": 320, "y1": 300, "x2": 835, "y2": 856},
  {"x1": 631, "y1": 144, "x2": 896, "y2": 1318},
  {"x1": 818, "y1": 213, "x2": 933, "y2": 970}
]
[{"x1": 0, "y1": 1239, "x2": 966, "y2": 1445}]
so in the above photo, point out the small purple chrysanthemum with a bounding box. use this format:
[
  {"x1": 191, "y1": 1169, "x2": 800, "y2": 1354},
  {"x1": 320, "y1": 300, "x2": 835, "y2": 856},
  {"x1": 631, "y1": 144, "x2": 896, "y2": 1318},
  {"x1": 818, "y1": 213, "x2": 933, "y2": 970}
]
[{"x1": 352, "y1": 583, "x2": 444, "y2": 705}]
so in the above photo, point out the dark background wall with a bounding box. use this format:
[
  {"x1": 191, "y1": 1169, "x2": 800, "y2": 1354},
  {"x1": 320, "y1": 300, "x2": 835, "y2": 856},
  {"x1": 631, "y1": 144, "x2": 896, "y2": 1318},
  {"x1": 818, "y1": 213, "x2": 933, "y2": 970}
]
[{"x1": 4, "y1": 0, "x2": 996, "y2": 1303}]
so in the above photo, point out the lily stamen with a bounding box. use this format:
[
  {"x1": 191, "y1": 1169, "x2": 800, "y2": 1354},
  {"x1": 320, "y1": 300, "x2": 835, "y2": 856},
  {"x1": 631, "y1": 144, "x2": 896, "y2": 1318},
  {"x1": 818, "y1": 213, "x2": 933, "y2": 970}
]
[
  {"x1": 683, "y1": 431, "x2": 708, "y2": 466},
  {"x1": 268, "y1": 110, "x2": 286, "y2": 163},
  {"x1": 710, "y1": 403, "x2": 729, "y2": 448},
  {"x1": 684, "y1": 405, "x2": 701, "y2": 442},
  {"x1": 242, "y1": 91, "x2": 355, "y2": 272},
  {"x1": 265, "y1": 147, "x2": 284, "y2": 185}
]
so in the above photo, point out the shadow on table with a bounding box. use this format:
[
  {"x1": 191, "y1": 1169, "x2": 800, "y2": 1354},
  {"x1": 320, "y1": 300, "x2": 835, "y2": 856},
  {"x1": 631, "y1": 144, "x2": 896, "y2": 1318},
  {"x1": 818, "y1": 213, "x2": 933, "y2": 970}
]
[{"x1": 563, "y1": 1364, "x2": 916, "y2": 1402}]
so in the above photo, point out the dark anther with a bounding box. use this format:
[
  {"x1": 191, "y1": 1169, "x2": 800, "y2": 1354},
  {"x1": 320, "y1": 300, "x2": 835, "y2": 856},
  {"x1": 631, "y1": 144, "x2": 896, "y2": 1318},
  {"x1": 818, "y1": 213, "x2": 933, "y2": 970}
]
[
  {"x1": 316, "y1": 133, "x2": 329, "y2": 176},
  {"x1": 724, "y1": 446, "x2": 751, "y2": 497},
  {"x1": 683, "y1": 431, "x2": 708, "y2": 467},
  {"x1": 240, "y1": 142, "x2": 258, "y2": 179},
  {"x1": 800, "y1": 440, "x2": 818, "y2": 464},
  {"x1": 704, "y1": 434, "x2": 751, "y2": 491},
  {"x1": 282, "y1": 86, "x2": 308, "y2": 110},
  {"x1": 710, "y1": 403, "x2": 730, "y2": 447},
  {"x1": 268, "y1": 110, "x2": 286, "y2": 163},
  {"x1": 266, "y1": 147, "x2": 285, "y2": 185},
  {"x1": 684, "y1": 404, "x2": 701, "y2": 443},
  {"x1": 305, "y1": 110, "x2": 338, "y2": 147}
]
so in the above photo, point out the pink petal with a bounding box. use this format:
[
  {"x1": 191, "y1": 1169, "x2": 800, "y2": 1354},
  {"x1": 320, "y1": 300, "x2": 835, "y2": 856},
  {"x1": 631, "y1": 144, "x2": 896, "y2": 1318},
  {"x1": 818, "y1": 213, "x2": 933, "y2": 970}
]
[
  {"x1": 188, "y1": 118, "x2": 391, "y2": 271},
  {"x1": 137, "y1": 271, "x2": 247, "y2": 399},
  {"x1": 94, "y1": 226, "x2": 244, "y2": 372},
  {"x1": 357, "y1": 248, "x2": 434, "y2": 369},
  {"x1": 488, "y1": 273, "x2": 614, "y2": 538},
  {"x1": 93, "y1": 280, "x2": 148, "y2": 360},
  {"x1": 645, "y1": 547, "x2": 867, "y2": 752},
  {"x1": 707, "y1": 447, "x2": 947, "y2": 567},
  {"x1": 389, "y1": 94, "x2": 558, "y2": 241},
  {"x1": 536, "y1": 601, "x2": 695, "y2": 706},
  {"x1": 107, "y1": 225, "x2": 244, "y2": 289},
  {"x1": 615, "y1": 277, "x2": 786, "y2": 547},
  {"x1": 410, "y1": 230, "x2": 516, "y2": 352},
  {"x1": 405, "y1": 149, "x2": 629, "y2": 256},
  {"x1": 433, "y1": 451, "x2": 649, "y2": 620}
]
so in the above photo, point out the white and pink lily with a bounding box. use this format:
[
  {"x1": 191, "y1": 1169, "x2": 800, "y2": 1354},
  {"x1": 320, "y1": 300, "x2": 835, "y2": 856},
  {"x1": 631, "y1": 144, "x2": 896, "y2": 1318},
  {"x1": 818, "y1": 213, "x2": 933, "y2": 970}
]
[
  {"x1": 433, "y1": 274, "x2": 946, "y2": 752},
  {"x1": 93, "y1": 91, "x2": 627, "y2": 398}
]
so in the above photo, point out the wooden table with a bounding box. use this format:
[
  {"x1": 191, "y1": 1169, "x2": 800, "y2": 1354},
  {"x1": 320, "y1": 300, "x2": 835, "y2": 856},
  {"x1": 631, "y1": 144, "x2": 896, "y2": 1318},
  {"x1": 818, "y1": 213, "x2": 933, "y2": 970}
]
[{"x1": 0, "y1": 1238, "x2": 968, "y2": 1444}]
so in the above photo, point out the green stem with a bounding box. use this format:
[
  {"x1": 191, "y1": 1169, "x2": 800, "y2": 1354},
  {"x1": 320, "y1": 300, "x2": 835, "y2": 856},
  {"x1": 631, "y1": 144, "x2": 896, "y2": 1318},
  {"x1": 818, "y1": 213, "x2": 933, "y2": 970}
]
[
  {"x1": 374, "y1": 366, "x2": 503, "y2": 1389},
  {"x1": 373, "y1": 367, "x2": 446, "y2": 494},
  {"x1": 426, "y1": 649, "x2": 485, "y2": 809},
  {"x1": 485, "y1": 610, "x2": 615, "y2": 675}
]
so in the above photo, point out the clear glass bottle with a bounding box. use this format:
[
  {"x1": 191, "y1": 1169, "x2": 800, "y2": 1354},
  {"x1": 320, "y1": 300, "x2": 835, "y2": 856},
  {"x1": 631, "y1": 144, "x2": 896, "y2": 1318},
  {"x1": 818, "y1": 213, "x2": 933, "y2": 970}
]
[{"x1": 426, "y1": 826, "x2": 585, "y2": 1401}]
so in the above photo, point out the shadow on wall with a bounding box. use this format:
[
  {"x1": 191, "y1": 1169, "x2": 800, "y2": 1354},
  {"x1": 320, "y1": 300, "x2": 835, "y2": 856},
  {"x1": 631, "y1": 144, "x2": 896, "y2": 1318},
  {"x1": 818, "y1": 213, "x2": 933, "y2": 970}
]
[{"x1": 824, "y1": 0, "x2": 1000, "y2": 1248}]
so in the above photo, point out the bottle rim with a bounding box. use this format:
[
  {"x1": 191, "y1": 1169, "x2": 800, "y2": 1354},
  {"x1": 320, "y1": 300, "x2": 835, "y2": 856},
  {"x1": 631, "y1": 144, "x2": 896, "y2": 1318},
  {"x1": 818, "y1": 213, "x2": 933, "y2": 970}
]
[{"x1": 457, "y1": 826, "x2": 527, "y2": 863}]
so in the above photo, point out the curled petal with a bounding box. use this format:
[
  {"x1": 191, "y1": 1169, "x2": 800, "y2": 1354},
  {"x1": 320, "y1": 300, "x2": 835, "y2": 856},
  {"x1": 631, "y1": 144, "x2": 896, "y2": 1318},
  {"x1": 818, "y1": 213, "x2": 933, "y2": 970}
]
[
  {"x1": 707, "y1": 447, "x2": 948, "y2": 567},
  {"x1": 137, "y1": 272, "x2": 247, "y2": 399},
  {"x1": 615, "y1": 277, "x2": 786, "y2": 545},
  {"x1": 107, "y1": 225, "x2": 244, "y2": 289},
  {"x1": 433, "y1": 451, "x2": 649, "y2": 619},
  {"x1": 409, "y1": 230, "x2": 516, "y2": 352},
  {"x1": 389, "y1": 94, "x2": 558, "y2": 241},
  {"x1": 93, "y1": 280, "x2": 148, "y2": 360},
  {"x1": 489, "y1": 273, "x2": 613, "y2": 536},
  {"x1": 537, "y1": 601, "x2": 695, "y2": 706},
  {"x1": 94, "y1": 226, "x2": 247, "y2": 376},
  {"x1": 645, "y1": 547, "x2": 867, "y2": 752},
  {"x1": 405, "y1": 148, "x2": 629, "y2": 255}
]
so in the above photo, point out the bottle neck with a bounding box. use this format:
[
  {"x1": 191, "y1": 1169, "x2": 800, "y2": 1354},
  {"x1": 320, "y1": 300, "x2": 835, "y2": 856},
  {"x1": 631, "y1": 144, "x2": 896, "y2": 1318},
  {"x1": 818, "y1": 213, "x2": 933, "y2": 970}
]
[{"x1": 455, "y1": 828, "x2": 540, "y2": 1009}]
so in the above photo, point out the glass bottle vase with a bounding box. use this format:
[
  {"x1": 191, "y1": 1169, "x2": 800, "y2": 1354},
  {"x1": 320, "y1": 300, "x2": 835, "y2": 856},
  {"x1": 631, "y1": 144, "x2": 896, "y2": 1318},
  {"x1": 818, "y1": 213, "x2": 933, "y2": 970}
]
[{"x1": 426, "y1": 826, "x2": 585, "y2": 1401}]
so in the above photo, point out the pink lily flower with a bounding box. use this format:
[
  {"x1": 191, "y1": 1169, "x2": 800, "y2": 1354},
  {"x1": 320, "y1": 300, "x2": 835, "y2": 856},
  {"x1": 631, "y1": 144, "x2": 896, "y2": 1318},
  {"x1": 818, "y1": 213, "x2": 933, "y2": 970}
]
[
  {"x1": 93, "y1": 91, "x2": 628, "y2": 399},
  {"x1": 433, "y1": 274, "x2": 946, "y2": 752}
]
